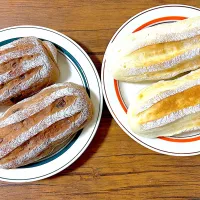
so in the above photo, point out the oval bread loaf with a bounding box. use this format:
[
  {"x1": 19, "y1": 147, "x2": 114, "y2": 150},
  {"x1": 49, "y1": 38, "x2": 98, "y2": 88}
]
[
  {"x1": 0, "y1": 36, "x2": 60, "y2": 105},
  {"x1": 0, "y1": 82, "x2": 93, "y2": 169},
  {"x1": 128, "y1": 68, "x2": 200, "y2": 138},
  {"x1": 108, "y1": 16, "x2": 200, "y2": 82}
]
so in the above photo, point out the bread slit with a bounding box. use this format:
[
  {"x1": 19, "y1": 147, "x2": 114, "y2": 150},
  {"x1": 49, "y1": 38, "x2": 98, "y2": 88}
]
[
  {"x1": 0, "y1": 37, "x2": 60, "y2": 105},
  {"x1": 0, "y1": 96, "x2": 77, "y2": 158},
  {"x1": 0, "y1": 112, "x2": 84, "y2": 169},
  {"x1": 0, "y1": 82, "x2": 93, "y2": 169},
  {"x1": 108, "y1": 16, "x2": 200, "y2": 82}
]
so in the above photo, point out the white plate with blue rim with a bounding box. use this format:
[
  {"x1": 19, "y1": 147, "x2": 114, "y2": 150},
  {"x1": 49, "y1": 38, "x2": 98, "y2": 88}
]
[
  {"x1": 102, "y1": 4, "x2": 200, "y2": 156},
  {"x1": 0, "y1": 25, "x2": 103, "y2": 182}
]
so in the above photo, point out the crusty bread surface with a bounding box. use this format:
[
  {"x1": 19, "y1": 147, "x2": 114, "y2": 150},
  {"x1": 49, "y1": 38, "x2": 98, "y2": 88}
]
[
  {"x1": 0, "y1": 82, "x2": 93, "y2": 169},
  {"x1": 128, "y1": 69, "x2": 200, "y2": 138},
  {"x1": 108, "y1": 16, "x2": 200, "y2": 82}
]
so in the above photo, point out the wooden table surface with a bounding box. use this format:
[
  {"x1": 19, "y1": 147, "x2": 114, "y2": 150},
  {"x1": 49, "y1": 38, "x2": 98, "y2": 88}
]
[{"x1": 1, "y1": 1, "x2": 200, "y2": 199}]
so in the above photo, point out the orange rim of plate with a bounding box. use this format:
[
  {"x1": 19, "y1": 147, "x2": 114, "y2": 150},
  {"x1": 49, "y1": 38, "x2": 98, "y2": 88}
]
[{"x1": 113, "y1": 16, "x2": 200, "y2": 143}]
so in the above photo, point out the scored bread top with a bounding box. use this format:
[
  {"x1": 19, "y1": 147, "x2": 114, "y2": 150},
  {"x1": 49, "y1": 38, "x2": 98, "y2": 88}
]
[
  {"x1": 112, "y1": 16, "x2": 200, "y2": 56},
  {"x1": 0, "y1": 36, "x2": 59, "y2": 105},
  {"x1": 42, "y1": 40, "x2": 58, "y2": 63},
  {"x1": 0, "y1": 82, "x2": 93, "y2": 169},
  {"x1": 128, "y1": 69, "x2": 200, "y2": 137},
  {"x1": 108, "y1": 16, "x2": 200, "y2": 82}
]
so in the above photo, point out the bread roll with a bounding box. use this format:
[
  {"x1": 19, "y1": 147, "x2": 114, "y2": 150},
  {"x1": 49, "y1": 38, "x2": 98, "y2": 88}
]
[
  {"x1": 128, "y1": 69, "x2": 200, "y2": 138},
  {"x1": 0, "y1": 36, "x2": 60, "y2": 105},
  {"x1": 108, "y1": 16, "x2": 200, "y2": 82},
  {"x1": 0, "y1": 82, "x2": 93, "y2": 169}
]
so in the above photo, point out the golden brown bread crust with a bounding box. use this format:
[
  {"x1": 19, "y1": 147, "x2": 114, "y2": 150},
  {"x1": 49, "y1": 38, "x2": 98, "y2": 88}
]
[
  {"x1": 138, "y1": 85, "x2": 200, "y2": 124},
  {"x1": 108, "y1": 16, "x2": 200, "y2": 82},
  {"x1": 0, "y1": 82, "x2": 93, "y2": 169},
  {"x1": 127, "y1": 69, "x2": 200, "y2": 138},
  {"x1": 0, "y1": 37, "x2": 60, "y2": 105}
]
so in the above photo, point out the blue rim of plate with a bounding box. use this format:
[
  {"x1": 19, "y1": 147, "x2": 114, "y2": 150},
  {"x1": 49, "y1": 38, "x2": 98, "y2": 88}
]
[{"x1": 0, "y1": 26, "x2": 102, "y2": 181}]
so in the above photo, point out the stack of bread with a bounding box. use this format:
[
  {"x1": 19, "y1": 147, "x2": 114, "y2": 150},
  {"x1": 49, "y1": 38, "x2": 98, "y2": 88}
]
[
  {"x1": 0, "y1": 37, "x2": 93, "y2": 168},
  {"x1": 108, "y1": 16, "x2": 200, "y2": 138}
]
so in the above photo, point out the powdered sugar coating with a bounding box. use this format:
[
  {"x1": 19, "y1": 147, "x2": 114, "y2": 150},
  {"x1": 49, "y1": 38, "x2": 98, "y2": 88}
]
[
  {"x1": 0, "y1": 141, "x2": 49, "y2": 169},
  {"x1": 0, "y1": 56, "x2": 44, "y2": 85},
  {"x1": 113, "y1": 16, "x2": 200, "y2": 56},
  {"x1": 109, "y1": 17, "x2": 200, "y2": 82},
  {"x1": 0, "y1": 109, "x2": 87, "y2": 169},
  {"x1": 137, "y1": 78, "x2": 200, "y2": 114},
  {"x1": 0, "y1": 45, "x2": 40, "y2": 65},
  {"x1": 0, "y1": 97, "x2": 87, "y2": 158},
  {"x1": 127, "y1": 48, "x2": 200, "y2": 76},
  {"x1": 0, "y1": 87, "x2": 82, "y2": 127},
  {"x1": 0, "y1": 36, "x2": 58, "y2": 103},
  {"x1": 0, "y1": 82, "x2": 92, "y2": 167},
  {"x1": 141, "y1": 104, "x2": 200, "y2": 130}
]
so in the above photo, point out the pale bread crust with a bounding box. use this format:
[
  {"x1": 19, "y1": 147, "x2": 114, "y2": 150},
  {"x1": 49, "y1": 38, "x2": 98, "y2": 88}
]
[
  {"x1": 108, "y1": 16, "x2": 200, "y2": 82},
  {"x1": 128, "y1": 69, "x2": 200, "y2": 138}
]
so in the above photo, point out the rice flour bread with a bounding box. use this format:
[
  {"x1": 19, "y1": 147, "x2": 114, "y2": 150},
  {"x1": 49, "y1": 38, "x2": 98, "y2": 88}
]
[
  {"x1": 108, "y1": 16, "x2": 200, "y2": 82},
  {"x1": 0, "y1": 82, "x2": 93, "y2": 169},
  {"x1": 127, "y1": 69, "x2": 200, "y2": 138},
  {"x1": 0, "y1": 36, "x2": 60, "y2": 105}
]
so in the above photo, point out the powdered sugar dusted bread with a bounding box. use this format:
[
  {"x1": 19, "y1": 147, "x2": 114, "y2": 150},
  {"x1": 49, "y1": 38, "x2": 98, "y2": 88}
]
[
  {"x1": 42, "y1": 40, "x2": 58, "y2": 63},
  {"x1": 108, "y1": 16, "x2": 200, "y2": 82},
  {"x1": 0, "y1": 36, "x2": 59, "y2": 105},
  {"x1": 128, "y1": 69, "x2": 200, "y2": 138},
  {"x1": 0, "y1": 82, "x2": 93, "y2": 169}
]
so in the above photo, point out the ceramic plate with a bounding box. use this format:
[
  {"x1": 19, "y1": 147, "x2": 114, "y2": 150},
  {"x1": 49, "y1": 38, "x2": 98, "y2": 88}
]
[
  {"x1": 0, "y1": 26, "x2": 103, "y2": 182},
  {"x1": 102, "y1": 4, "x2": 200, "y2": 156}
]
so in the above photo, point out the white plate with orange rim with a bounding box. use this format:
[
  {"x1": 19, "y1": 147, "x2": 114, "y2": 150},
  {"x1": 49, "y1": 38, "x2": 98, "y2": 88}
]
[
  {"x1": 0, "y1": 26, "x2": 103, "y2": 182},
  {"x1": 102, "y1": 4, "x2": 200, "y2": 156}
]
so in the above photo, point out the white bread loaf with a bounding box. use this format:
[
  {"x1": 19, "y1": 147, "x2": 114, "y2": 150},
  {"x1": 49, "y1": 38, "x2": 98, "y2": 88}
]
[
  {"x1": 108, "y1": 16, "x2": 200, "y2": 82},
  {"x1": 128, "y1": 68, "x2": 200, "y2": 138}
]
